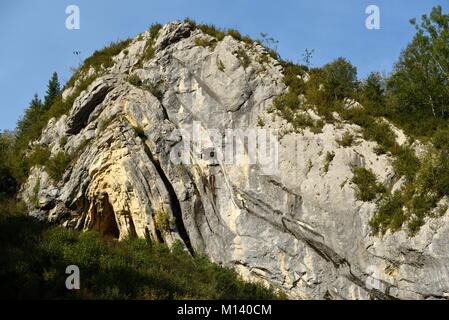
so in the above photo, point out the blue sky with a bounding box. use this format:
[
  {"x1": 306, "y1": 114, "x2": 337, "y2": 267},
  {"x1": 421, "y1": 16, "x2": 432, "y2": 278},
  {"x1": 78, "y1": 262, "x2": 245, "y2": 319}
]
[{"x1": 0, "y1": 0, "x2": 446, "y2": 130}]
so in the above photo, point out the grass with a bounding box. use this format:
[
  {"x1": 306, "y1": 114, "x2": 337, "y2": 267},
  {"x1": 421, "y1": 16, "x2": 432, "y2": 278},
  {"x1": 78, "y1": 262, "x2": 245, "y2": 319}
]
[
  {"x1": 194, "y1": 37, "x2": 217, "y2": 50},
  {"x1": 235, "y1": 48, "x2": 251, "y2": 69},
  {"x1": 217, "y1": 59, "x2": 225, "y2": 72},
  {"x1": 128, "y1": 74, "x2": 143, "y2": 87},
  {"x1": 67, "y1": 39, "x2": 131, "y2": 88},
  {"x1": 0, "y1": 207, "x2": 285, "y2": 300},
  {"x1": 142, "y1": 23, "x2": 163, "y2": 62}
]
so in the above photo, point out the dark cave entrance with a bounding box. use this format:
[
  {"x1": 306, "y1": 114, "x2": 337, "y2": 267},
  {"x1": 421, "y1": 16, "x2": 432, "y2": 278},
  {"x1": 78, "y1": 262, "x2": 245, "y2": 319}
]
[{"x1": 94, "y1": 194, "x2": 120, "y2": 239}]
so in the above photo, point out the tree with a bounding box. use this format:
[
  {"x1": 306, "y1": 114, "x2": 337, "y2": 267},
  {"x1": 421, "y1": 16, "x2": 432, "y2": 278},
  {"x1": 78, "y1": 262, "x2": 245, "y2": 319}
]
[
  {"x1": 0, "y1": 131, "x2": 18, "y2": 199},
  {"x1": 321, "y1": 57, "x2": 358, "y2": 100},
  {"x1": 360, "y1": 72, "x2": 386, "y2": 115},
  {"x1": 44, "y1": 72, "x2": 61, "y2": 109},
  {"x1": 387, "y1": 6, "x2": 449, "y2": 135},
  {"x1": 15, "y1": 94, "x2": 43, "y2": 147}
]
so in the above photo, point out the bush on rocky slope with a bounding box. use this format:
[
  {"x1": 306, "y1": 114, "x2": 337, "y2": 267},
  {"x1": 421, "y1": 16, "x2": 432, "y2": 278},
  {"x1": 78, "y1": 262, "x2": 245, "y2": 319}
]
[{"x1": 0, "y1": 204, "x2": 284, "y2": 300}]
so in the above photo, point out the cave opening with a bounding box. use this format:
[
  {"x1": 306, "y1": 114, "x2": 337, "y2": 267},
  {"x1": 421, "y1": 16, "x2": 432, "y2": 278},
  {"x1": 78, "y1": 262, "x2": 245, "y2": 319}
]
[{"x1": 94, "y1": 194, "x2": 120, "y2": 240}]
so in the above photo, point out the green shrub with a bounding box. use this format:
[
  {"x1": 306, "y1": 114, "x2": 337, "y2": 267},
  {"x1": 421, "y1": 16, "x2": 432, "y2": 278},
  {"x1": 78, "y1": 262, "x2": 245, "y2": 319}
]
[
  {"x1": 235, "y1": 48, "x2": 251, "y2": 69},
  {"x1": 0, "y1": 211, "x2": 284, "y2": 299},
  {"x1": 369, "y1": 192, "x2": 405, "y2": 235},
  {"x1": 26, "y1": 145, "x2": 51, "y2": 169},
  {"x1": 149, "y1": 23, "x2": 162, "y2": 40},
  {"x1": 153, "y1": 208, "x2": 174, "y2": 235},
  {"x1": 432, "y1": 128, "x2": 449, "y2": 151},
  {"x1": 197, "y1": 23, "x2": 226, "y2": 41},
  {"x1": 391, "y1": 146, "x2": 420, "y2": 182},
  {"x1": 32, "y1": 177, "x2": 40, "y2": 207},
  {"x1": 194, "y1": 37, "x2": 217, "y2": 50},
  {"x1": 336, "y1": 131, "x2": 355, "y2": 147},
  {"x1": 302, "y1": 59, "x2": 359, "y2": 122},
  {"x1": 128, "y1": 74, "x2": 143, "y2": 87},
  {"x1": 142, "y1": 81, "x2": 164, "y2": 101},
  {"x1": 217, "y1": 59, "x2": 225, "y2": 72},
  {"x1": 45, "y1": 151, "x2": 73, "y2": 182},
  {"x1": 59, "y1": 136, "x2": 68, "y2": 148},
  {"x1": 142, "y1": 23, "x2": 163, "y2": 62},
  {"x1": 323, "y1": 151, "x2": 335, "y2": 173},
  {"x1": 351, "y1": 167, "x2": 385, "y2": 202},
  {"x1": 67, "y1": 39, "x2": 131, "y2": 87}
]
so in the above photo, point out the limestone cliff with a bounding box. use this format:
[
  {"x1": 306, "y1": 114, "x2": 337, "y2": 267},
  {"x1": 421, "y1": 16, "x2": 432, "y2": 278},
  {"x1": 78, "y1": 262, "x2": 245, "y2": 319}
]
[{"x1": 21, "y1": 22, "x2": 449, "y2": 300}]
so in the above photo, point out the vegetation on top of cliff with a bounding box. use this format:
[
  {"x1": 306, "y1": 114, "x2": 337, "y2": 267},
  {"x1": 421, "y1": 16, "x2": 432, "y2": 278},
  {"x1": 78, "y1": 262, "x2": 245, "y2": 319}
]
[
  {"x1": 67, "y1": 38, "x2": 131, "y2": 88},
  {"x1": 185, "y1": 18, "x2": 279, "y2": 60},
  {"x1": 0, "y1": 205, "x2": 284, "y2": 300},
  {"x1": 271, "y1": 6, "x2": 449, "y2": 235}
]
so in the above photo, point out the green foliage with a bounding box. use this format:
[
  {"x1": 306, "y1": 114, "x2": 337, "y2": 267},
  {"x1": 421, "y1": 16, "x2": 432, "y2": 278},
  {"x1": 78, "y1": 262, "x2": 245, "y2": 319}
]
[
  {"x1": 336, "y1": 131, "x2": 355, "y2": 147},
  {"x1": 149, "y1": 23, "x2": 162, "y2": 40},
  {"x1": 235, "y1": 48, "x2": 251, "y2": 69},
  {"x1": 32, "y1": 177, "x2": 40, "y2": 207},
  {"x1": 128, "y1": 74, "x2": 143, "y2": 87},
  {"x1": 387, "y1": 6, "x2": 449, "y2": 138},
  {"x1": 78, "y1": 39, "x2": 131, "y2": 75},
  {"x1": 26, "y1": 145, "x2": 51, "y2": 169},
  {"x1": 339, "y1": 108, "x2": 398, "y2": 155},
  {"x1": 415, "y1": 151, "x2": 449, "y2": 197},
  {"x1": 44, "y1": 72, "x2": 61, "y2": 109},
  {"x1": 59, "y1": 136, "x2": 68, "y2": 148},
  {"x1": 142, "y1": 23, "x2": 163, "y2": 62},
  {"x1": 432, "y1": 127, "x2": 449, "y2": 150},
  {"x1": 0, "y1": 210, "x2": 283, "y2": 299},
  {"x1": 272, "y1": 62, "x2": 324, "y2": 132},
  {"x1": 153, "y1": 208, "x2": 174, "y2": 235},
  {"x1": 142, "y1": 81, "x2": 164, "y2": 101},
  {"x1": 46, "y1": 151, "x2": 73, "y2": 182},
  {"x1": 323, "y1": 151, "x2": 335, "y2": 173},
  {"x1": 351, "y1": 167, "x2": 386, "y2": 202},
  {"x1": 0, "y1": 132, "x2": 18, "y2": 199},
  {"x1": 194, "y1": 37, "x2": 217, "y2": 50},
  {"x1": 358, "y1": 72, "x2": 387, "y2": 116},
  {"x1": 184, "y1": 18, "x2": 259, "y2": 49},
  {"x1": 391, "y1": 146, "x2": 420, "y2": 182},
  {"x1": 369, "y1": 192, "x2": 406, "y2": 235},
  {"x1": 306, "y1": 58, "x2": 358, "y2": 109},
  {"x1": 98, "y1": 117, "x2": 115, "y2": 131},
  {"x1": 127, "y1": 73, "x2": 164, "y2": 101},
  {"x1": 196, "y1": 23, "x2": 226, "y2": 41},
  {"x1": 217, "y1": 59, "x2": 225, "y2": 72}
]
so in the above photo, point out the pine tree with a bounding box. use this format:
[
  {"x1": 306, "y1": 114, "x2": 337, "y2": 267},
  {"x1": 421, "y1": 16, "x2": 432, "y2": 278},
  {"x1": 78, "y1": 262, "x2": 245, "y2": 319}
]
[
  {"x1": 15, "y1": 94, "x2": 43, "y2": 149},
  {"x1": 44, "y1": 72, "x2": 61, "y2": 109}
]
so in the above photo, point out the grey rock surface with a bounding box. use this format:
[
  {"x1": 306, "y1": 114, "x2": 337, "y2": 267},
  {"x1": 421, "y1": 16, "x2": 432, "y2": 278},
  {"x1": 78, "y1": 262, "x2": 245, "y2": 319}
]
[{"x1": 21, "y1": 21, "x2": 449, "y2": 300}]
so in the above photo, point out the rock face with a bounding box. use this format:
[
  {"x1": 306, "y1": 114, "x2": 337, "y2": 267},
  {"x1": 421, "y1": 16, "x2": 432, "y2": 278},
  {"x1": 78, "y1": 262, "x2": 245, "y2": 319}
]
[{"x1": 21, "y1": 22, "x2": 449, "y2": 300}]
